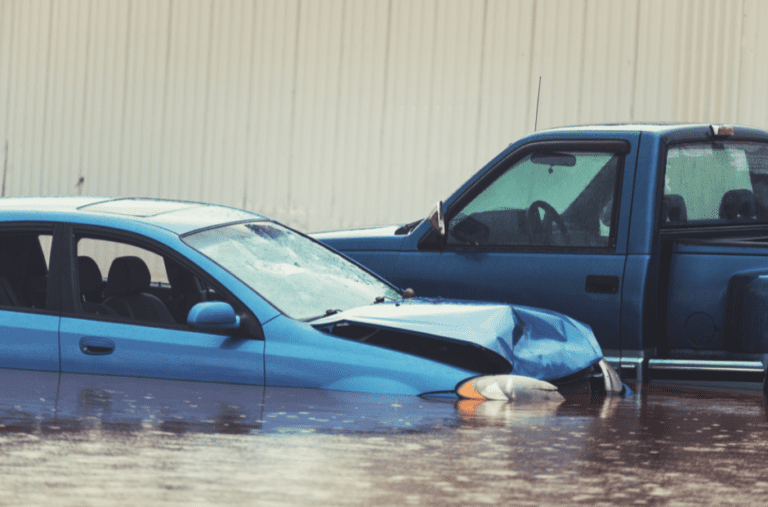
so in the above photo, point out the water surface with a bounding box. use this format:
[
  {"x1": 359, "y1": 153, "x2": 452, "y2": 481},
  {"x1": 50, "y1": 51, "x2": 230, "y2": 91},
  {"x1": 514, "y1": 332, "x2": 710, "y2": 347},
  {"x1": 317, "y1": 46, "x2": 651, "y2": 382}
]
[{"x1": 1, "y1": 370, "x2": 766, "y2": 506}]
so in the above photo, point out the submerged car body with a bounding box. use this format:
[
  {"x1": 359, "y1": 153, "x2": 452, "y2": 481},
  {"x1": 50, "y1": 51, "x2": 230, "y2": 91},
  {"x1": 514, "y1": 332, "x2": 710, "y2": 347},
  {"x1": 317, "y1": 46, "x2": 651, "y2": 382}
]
[{"x1": 0, "y1": 197, "x2": 607, "y2": 397}]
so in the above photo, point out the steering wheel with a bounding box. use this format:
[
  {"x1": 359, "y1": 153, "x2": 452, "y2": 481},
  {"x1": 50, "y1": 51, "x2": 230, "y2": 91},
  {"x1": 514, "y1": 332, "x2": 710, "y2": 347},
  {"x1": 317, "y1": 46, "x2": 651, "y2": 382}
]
[{"x1": 526, "y1": 200, "x2": 571, "y2": 245}]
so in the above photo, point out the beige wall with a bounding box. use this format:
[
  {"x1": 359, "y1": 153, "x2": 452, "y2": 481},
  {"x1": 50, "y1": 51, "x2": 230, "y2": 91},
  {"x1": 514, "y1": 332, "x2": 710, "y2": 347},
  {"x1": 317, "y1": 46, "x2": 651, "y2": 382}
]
[{"x1": 2, "y1": 0, "x2": 768, "y2": 232}]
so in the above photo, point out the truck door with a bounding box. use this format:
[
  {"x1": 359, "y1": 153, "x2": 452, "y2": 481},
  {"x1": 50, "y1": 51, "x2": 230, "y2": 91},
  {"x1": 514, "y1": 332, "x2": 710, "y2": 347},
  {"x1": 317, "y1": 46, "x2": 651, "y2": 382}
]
[
  {"x1": 658, "y1": 138, "x2": 768, "y2": 378},
  {"x1": 392, "y1": 137, "x2": 639, "y2": 358}
]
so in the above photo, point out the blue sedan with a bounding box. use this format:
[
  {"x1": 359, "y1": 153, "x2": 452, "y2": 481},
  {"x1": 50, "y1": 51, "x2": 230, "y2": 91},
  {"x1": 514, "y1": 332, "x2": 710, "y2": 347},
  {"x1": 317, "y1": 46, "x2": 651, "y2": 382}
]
[{"x1": 0, "y1": 197, "x2": 619, "y2": 400}]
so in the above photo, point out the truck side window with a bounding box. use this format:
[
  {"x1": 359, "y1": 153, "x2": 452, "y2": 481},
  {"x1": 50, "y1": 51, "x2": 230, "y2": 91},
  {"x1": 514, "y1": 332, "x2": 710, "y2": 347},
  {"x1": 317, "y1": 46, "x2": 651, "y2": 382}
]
[
  {"x1": 663, "y1": 142, "x2": 768, "y2": 226},
  {"x1": 447, "y1": 151, "x2": 620, "y2": 248}
]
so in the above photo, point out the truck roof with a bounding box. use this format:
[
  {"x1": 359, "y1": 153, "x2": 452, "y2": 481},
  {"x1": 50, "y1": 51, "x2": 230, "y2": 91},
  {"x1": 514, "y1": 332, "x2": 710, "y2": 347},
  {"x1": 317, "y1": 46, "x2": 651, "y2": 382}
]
[
  {"x1": 523, "y1": 123, "x2": 768, "y2": 144},
  {"x1": 541, "y1": 123, "x2": 718, "y2": 133}
]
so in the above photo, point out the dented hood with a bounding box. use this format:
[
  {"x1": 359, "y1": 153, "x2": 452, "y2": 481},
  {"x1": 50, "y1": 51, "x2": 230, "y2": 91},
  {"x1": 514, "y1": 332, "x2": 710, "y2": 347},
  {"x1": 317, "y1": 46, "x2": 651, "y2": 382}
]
[{"x1": 312, "y1": 298, "x2": 603, "y2": 381}]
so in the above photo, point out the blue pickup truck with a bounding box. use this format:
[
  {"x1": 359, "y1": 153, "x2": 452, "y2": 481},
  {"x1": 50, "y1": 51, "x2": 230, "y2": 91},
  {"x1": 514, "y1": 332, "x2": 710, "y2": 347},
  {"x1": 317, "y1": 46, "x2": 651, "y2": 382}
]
[{"x1": 315, "y1": 124, "x2": 768, "y2": 384}]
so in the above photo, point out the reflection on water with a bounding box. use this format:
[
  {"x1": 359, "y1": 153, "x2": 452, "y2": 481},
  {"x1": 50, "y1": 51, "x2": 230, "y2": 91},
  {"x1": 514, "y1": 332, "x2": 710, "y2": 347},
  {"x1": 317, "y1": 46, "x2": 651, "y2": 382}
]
[{"x1": 1, "y1": 370, "x2": 768, "y2": 506}]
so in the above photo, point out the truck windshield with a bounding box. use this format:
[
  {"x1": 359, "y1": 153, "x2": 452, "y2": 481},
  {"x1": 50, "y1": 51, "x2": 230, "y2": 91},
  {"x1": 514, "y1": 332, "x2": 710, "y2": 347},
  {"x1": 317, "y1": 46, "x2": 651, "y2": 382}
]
[
  {"x1": 663, "y1": 142, "x2": 768, "y2": 226},
  {"x1": 183, "y1": 222, "x2": 401, "y2": 320}
]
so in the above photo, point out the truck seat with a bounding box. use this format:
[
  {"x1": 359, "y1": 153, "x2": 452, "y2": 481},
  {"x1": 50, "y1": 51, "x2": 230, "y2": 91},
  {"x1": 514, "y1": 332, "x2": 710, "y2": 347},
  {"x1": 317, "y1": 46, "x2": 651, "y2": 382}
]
[
  {"x1": 662, "y1": 194, "x2": 688, "y2": 223},
  {"x1": 719, "y1": 189, "x2": 756, "y2": 221}
]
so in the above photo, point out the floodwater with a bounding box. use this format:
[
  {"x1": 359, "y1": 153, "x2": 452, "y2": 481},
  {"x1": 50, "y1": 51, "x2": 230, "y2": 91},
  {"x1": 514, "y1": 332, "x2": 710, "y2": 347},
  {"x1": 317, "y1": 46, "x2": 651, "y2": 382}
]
[{"x1": 1, "y1": 370, "x2": 767, "y2": 507}]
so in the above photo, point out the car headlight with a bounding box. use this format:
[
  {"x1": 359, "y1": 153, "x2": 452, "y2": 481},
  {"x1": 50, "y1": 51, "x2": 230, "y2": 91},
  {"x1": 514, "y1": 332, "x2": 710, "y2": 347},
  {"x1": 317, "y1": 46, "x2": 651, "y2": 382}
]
[{"x1": 456, "y1": 374, "x2": 564, "y2": 402}]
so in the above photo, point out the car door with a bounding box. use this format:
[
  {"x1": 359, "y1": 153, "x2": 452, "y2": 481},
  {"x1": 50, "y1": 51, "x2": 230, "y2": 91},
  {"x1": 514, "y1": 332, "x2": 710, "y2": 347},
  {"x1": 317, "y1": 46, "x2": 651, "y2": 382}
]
[
  {"x1": 58, "y1": 226, "x2": 265, "y2": 385},
  {"x1": 391, "y1": 137, "x2": 639, "y2": 355},
  {"x1": 0, "y1": 224, "x2": 60, "y2": 372}
]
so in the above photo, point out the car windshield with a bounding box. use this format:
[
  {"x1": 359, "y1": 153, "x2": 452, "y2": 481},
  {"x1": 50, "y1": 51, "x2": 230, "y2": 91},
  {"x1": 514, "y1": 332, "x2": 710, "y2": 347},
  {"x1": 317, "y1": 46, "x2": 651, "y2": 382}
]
[{"x1": 183, "y1": 221, "x2": 401, "y2": 320}]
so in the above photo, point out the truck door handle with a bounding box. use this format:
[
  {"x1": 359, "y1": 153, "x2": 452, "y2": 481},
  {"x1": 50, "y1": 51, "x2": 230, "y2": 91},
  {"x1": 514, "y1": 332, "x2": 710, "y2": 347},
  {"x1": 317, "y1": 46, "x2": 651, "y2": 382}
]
[
  {"x1": 585, "y1": 275, "x2": 620, "y2": 294},
  {"x1": 79, "y1": 337, "x2": 115, "y2": 355}
]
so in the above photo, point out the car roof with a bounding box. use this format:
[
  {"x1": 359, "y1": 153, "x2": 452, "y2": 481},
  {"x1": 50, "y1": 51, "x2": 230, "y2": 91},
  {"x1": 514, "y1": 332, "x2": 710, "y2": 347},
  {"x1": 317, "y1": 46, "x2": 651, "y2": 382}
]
[{"x1": 0, "y1": 196, "x2": 268, "y2": 235}]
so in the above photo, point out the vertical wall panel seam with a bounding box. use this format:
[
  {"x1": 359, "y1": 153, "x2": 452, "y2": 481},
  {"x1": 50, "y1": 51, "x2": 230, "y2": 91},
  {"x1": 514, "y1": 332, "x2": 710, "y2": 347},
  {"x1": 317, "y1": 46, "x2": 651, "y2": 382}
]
[
  {"x1": 77, "y1": 0, "x2": 94, "y2": 195},
  {"x1": 243, "y1": 0, "x2": 260, "y2": 210},
  {"x1": 629, "y1": 0, "x2": 641, "y2": 121},
  {"x1": 286, "y1": 0, "x2": 302, "y2": 212},
  {"x1": 3, "y1": 0, "x2": 17, "y2": 195},
  {"x1": 198, "y1": 0, "x2": 216, "y2": 198},
  {"x1": 117, "y1": 0, "x2": 133, "y2": 196},
  {"x1": 375, "y1": 0, "x2": 393, "y2": 226},
  {"x1": 1, "y1": 1, "x2": 14, "y2": 140},
  {"x1": 526, "y1": 0, "x2": 537, "y2": 132},
  {"x1": 735, "y1": 0, "x2": 746, "y2": 120},
  {"x1": 576, "y1": 0, "x2": 588, "y2": 121},
  {"x1": 38, "y1": 0, "x2": 55, "y2": 194},
  {"x1": 328, "y1": 0, "x2": 347, "y2": 223},
  {"x1": 422, "y1": 0, "x2": 439, "y2": 190},
  {"x1": 157, "y1": 0, "x2": 174, "y2": 194},
  {"x1": 472, "y1": 0, "x2": 488, "y2": 166}
]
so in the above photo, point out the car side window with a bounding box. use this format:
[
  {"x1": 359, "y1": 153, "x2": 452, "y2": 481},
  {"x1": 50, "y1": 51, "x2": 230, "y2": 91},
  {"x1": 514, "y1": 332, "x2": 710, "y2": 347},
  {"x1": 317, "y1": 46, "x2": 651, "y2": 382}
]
[
  {"x1": 447, "y1": 150, "x2": 621, "y2": 248},
  {"x1": 0, "y1": 231, "x2": 53, "y2": 310},
  {"x1": 75, "y1": 236, "x2": 214, "y2": 327},
  {"x1": 663, "y1": 142, "x2": 768, "y2": 227}
]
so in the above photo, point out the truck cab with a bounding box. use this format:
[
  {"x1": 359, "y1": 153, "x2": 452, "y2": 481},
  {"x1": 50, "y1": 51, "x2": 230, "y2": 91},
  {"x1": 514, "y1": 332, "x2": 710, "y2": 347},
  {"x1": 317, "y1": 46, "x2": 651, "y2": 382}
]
[{"x1": 315, "y1": 124, "x2": 768, "y2": 385}]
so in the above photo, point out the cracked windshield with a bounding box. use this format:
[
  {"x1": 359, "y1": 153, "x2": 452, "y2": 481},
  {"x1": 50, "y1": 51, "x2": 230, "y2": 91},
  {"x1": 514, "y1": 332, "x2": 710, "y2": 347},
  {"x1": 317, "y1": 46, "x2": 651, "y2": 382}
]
[{"x1": 184, "y1": 222, "x2": 401, "y2": 320}]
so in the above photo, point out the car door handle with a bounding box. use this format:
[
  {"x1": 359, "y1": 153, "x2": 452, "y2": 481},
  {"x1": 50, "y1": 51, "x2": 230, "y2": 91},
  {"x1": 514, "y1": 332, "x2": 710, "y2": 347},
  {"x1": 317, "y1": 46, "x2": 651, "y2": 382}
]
[
  {"x1": 79, "y1": 337, "x2": 115, "y2": 355},
  {"x1": 585, "y1": 275, "x2": 620, "y2": 295}
]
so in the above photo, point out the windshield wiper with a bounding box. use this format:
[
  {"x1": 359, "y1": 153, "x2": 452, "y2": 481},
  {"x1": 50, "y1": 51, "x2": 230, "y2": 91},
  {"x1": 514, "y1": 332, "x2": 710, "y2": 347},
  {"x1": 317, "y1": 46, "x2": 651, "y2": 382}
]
[
  {"x1": 304, "y1": 309, "x2": 343, "y2": 322},
  {"x1": 374, "y1": 296, "x2": 398, "y2": 304}
]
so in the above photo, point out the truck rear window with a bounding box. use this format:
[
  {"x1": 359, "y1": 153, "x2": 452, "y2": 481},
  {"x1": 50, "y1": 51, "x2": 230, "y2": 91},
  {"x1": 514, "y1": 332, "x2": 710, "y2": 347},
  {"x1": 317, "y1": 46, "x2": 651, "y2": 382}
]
[{"x1": 663, "y1": 142, "x2": 768, "y2": 226}]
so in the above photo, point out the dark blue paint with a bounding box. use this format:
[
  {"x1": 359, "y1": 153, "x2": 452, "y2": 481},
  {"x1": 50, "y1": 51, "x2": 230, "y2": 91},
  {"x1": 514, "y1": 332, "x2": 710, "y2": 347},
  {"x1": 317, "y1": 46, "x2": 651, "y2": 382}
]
[{"x1": 314, "y1": 124, "x2": 768, "y2": 379}]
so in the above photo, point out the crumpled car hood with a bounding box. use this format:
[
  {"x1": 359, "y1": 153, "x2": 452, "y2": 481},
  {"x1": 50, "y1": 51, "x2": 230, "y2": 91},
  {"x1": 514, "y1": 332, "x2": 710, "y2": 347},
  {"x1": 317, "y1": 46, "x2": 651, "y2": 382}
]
[{"x1": 312, "y1": 298, "x2": 603, "y2": 381}]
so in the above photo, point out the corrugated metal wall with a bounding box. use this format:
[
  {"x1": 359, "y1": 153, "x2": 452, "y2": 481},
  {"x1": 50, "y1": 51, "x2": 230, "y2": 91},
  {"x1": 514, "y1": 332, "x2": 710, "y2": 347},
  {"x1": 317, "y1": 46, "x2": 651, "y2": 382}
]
[{"x1": 2, "y1": 0, "x2": 768, "y2": 232}]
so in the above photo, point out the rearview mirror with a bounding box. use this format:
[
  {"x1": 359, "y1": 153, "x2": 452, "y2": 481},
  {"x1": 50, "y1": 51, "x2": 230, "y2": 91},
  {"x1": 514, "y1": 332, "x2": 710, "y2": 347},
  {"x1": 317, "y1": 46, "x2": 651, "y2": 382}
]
[
  {"x1": 531, "y1": 151, "x2": 577, "y2": 167},
  {"x1": 187, "y1": 301, "x2": 241, "y2": 330},
  {"x1": 428, "y1": 201, "x2": 445, "y2": 237}
]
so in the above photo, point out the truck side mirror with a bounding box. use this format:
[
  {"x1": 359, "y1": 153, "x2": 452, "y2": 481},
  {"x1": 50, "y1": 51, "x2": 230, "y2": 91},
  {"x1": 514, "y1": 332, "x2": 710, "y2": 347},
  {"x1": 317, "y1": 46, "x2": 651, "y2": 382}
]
[{"x1": 428, "y1": 201, "x2": 446, "y2": 237}]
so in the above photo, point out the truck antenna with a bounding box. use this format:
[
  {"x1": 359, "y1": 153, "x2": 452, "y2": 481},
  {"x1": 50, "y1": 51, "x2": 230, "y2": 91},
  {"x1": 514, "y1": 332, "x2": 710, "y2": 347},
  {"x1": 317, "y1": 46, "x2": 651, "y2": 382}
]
[{"x1": 534, "y1": 76, "x2": 541, "y2": 132}]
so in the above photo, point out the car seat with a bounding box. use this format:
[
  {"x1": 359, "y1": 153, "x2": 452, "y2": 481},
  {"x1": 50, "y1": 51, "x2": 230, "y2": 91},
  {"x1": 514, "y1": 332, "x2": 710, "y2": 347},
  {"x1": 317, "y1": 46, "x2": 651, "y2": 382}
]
[
  {"x1": 78, "y1": 256, "x2": 117, "y2": 316},
  {"x1": 103, "y1": 256, "x2": 175, "y2": 324},
  {"x1": 164, "y1": 258, "x2": 207, "y2": 323}
]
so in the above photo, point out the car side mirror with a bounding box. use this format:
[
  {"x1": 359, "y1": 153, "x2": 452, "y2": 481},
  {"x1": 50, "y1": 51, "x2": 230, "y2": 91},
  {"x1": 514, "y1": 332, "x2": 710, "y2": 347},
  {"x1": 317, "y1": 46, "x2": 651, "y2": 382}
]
[
  {"x1": 428, "y1": 201, "x2": 446, "y2": 237},
  {"x1": 187, "y1": 301, "x2": 241, "y2": 330}
]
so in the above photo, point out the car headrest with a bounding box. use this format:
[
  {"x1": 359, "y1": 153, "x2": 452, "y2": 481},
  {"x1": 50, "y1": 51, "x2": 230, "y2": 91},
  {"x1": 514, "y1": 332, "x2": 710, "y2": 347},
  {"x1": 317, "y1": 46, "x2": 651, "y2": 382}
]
[
  {"x1": 78, "y1": 256, "x2": 103, "y2": 293},
  {"x1": 719, "y1": 189, "x2": 756, "y2": 220},
  {"x1": 106, "y1": 256, "x2": 151, "y2": 294}
]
